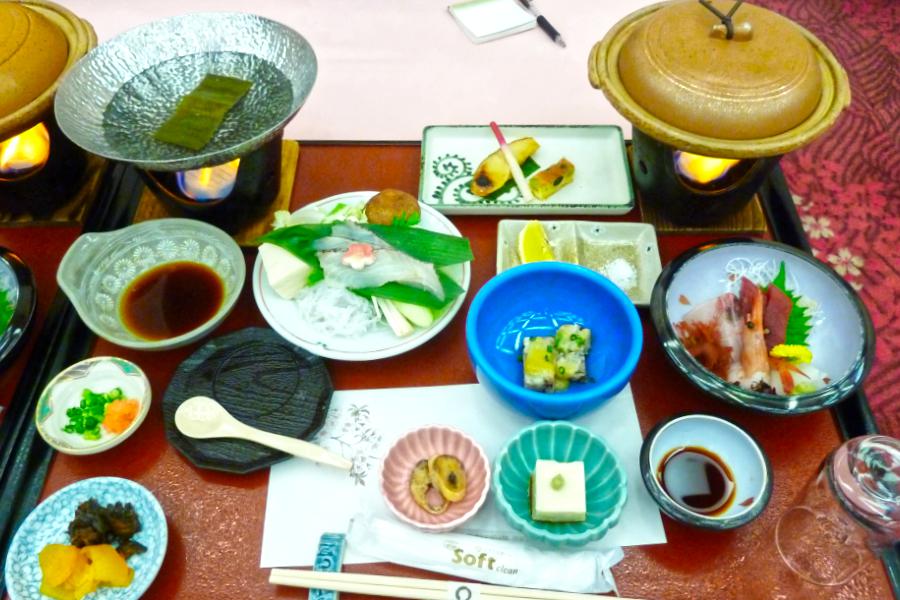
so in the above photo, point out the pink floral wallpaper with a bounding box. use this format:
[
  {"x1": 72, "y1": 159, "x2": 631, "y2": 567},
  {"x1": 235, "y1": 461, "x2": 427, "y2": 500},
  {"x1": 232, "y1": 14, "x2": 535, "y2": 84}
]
[{"x1": 758, "y1": 0, "x2": 898, "y2": 435}]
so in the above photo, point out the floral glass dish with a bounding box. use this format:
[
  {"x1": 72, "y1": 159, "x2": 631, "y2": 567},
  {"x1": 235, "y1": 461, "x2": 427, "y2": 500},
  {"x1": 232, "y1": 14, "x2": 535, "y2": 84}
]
[
  {"x1": 253, "y1": 191, "x2": 471, "y2": 361},
  {"x1": 651, "y1": 238, "x2": 874, "y2": 414},
  {"x1": 57, "y1": 218, "x2": 245, "y2": 351},
  {"x1": 4, "y1": 477, "x2": 167, "y2": 600},
  {"x1": 35, "y1": 357, "x2": 151, "y2": 456},
  {"x1": 493, "y1": 421, "x2": 627, "y2": 547},
  {"x1": 380, "y1": 426, "x2": 490, "y2": 532},
  {"x1": 496, "y1": 220, "x2": 661, "y2": 305}
]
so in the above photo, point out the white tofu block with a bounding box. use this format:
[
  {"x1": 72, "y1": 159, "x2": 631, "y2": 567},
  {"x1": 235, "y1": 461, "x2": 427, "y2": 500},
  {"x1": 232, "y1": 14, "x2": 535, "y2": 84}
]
[
  {"x1": 531, "y1": 459, "x2": 586, "y2": 523},
  {"x1": 259, "y1": 242, "x2": 312, "y2": 299}
]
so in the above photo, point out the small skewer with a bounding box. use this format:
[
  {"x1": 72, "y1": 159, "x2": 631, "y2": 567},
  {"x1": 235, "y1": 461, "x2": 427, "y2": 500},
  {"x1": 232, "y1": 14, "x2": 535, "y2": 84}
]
[{"x1": 489, "y1": 121, "x2": 536, "y2": 203}]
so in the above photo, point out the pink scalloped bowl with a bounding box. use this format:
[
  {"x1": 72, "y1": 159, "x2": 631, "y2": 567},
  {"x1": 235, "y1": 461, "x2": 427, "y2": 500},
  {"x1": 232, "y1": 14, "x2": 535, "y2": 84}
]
[{"x1": 380, "y1": 425, "x2": 490, "y2": 532}]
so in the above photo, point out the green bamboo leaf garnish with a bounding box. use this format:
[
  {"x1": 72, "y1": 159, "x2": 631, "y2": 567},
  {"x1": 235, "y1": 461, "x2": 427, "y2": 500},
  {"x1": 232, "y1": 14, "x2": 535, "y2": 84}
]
[
  {"x1": 771, "y1": 261, "x2": 812, "y2": 346},
  {"x1": 0, "y1": 288, "x2": 13, "y2": 333},
  {"x1": 154, "y1": 74, "x2": 253, "y2": 151},
  {"x1": 363, "y1": 224, "x2": 473, "y2": 266},
  {"x1": 352, "y1": 271, "x2": 464, "y2": 309}
]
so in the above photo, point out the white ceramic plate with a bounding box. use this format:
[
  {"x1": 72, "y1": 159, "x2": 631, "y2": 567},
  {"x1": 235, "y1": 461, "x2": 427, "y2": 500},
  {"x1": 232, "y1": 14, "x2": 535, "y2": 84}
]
[
  {"x1": 419, "y1": 125, "x2": 634, "y2": 215},
  {"x1": 35, "y1": 357, "x2": 151, "y2": 455},
  {"x1": 496, "y1": 220, "x2": 661, "y2": 306},
  {"x1": 253, "y1": 191, "x2": 471, "y2": 361}
]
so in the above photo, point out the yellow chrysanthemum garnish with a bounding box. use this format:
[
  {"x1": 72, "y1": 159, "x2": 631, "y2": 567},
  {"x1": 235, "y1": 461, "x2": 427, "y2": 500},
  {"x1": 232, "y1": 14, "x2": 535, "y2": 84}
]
[{"x1": 770, "y1": 344, "x2": 813, "y2": 364}]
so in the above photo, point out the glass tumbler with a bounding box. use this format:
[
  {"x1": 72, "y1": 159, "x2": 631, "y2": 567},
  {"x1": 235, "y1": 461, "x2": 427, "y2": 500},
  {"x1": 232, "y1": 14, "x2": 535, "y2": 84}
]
[{"x1": 747, "y1": 435, "x2": 899, "y2": 599}]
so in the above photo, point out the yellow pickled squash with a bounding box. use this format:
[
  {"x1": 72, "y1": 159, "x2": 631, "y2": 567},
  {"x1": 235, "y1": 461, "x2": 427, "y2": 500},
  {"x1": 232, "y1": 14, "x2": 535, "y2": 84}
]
[{"x1": 517, "y1": 221, "x2": 554, "y2": 264}]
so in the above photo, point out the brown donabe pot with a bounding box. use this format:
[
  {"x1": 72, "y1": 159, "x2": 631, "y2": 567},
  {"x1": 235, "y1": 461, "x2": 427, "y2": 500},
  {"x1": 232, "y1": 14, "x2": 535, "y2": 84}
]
[
  {"x1": 0, "y1": 0, "x2": 96, "y2": 141},
  {"x1": 588, "y1": 0, "x2": 850, "y2": 159}
]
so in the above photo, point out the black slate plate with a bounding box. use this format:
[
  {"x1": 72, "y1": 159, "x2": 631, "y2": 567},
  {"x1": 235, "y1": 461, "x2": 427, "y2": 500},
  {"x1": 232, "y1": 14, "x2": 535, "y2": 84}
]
[
  {"x1": 163, "y1": 327, "x2": 333, "y2": 474},
  {"x1": 0, "y1": 247, "x2": 36, "y2": 371}
]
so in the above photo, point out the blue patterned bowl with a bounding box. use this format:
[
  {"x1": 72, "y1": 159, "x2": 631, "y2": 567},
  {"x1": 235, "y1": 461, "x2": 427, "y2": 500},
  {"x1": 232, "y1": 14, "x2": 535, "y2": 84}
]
[
  {"x1": 4, "y1": 477, "x2": 168, "y2": 600},
  {"x1": 493, "y1": 421, "x2": 627, "y2": 547}
]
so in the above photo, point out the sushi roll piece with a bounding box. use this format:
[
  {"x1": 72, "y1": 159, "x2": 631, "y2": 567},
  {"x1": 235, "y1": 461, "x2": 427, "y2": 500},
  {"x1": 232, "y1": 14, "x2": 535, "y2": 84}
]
[
  {"x1": 555, "y1": 324, "x2": 591, "y2": 354},
  {"x1": 523, "y1": 336, "x2": 557, "y2": 391},
  {"x1": 556, "y1": 351, "x2": 587, "y2": 382}
]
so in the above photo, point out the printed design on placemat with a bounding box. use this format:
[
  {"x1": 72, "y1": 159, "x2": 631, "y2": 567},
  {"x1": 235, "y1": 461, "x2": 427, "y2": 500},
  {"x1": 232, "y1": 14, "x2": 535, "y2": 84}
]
[
  {"x1": 430, "y1": 153, "x2": 532, "y2": 206},
  {"x1": 312, "y1": 404, "x2": 383, "y2": 486}
]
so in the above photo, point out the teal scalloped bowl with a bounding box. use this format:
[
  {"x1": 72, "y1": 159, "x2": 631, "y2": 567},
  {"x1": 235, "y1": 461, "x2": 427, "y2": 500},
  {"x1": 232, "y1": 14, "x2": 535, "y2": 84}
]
[{"x1": 493, "y1": 421, "x2": 627, "y2": 547}]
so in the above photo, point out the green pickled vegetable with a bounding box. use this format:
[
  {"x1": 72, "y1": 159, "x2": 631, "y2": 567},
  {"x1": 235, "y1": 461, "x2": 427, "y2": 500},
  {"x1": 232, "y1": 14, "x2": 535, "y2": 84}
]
[
  {"x1": 62, "y1": 387, "x2": 125, "y2": 440},
  {"x1": 153, "y1": 74, "x2": 253, "y2": 151}
]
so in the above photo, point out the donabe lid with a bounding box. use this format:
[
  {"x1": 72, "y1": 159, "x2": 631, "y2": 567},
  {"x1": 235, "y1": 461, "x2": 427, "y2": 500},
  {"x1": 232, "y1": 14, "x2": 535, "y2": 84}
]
[
  {"x1": 589, "y1": 0, "x2": 851, "y2": 158},
  {"x1": 0, "y1": 4, "x2": 68, "y2": 119},
  {"x1": 0, "y1": 1, "x2": 96, "y2": 140}
]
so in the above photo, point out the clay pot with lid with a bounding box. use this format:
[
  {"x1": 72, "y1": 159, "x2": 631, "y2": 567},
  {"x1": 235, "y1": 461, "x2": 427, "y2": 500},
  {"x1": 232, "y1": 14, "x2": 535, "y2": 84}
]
[
  {"x1": 0, "y1": 0, "x2": 95, "y2": 141},
  {"x1": 588, "y1": 0, "x2": 851, "y2": 224}
]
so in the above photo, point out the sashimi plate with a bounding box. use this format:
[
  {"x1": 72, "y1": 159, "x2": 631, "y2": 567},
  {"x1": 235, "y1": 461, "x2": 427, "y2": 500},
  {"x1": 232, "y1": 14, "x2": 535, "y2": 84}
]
[{"x1": 253, "y1": 191, "x2": 471, "y2": 361}]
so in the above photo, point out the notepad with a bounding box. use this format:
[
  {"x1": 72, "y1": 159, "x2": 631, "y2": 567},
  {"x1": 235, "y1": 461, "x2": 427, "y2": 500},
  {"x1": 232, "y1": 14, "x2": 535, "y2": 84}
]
[{"x1": 448, "y1": 0, "x2": 536, "y2": 44}]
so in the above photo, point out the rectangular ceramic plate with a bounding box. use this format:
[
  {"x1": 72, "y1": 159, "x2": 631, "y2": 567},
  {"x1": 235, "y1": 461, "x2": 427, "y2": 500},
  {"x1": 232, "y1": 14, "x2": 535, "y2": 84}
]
[
  {"x1": 420, "y1": 125, "x2": 634, "y2": 215},
  {"x1": 496, "y1": 220, "x2": 662, "y2": 305}
]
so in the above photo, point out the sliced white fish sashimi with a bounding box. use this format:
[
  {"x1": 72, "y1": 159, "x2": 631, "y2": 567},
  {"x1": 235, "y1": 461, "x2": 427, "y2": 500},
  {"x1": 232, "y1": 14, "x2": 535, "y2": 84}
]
[{"x1": 318, "y1": 247, "x2": 444, "y2": 300}]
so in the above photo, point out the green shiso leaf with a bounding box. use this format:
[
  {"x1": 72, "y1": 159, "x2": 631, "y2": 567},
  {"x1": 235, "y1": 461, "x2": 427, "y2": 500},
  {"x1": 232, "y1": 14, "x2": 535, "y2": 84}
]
[
  {"x1": 771, "y1": 261, "x2": 812, "y2": 346},
  {"x1": 0, "y1": 288, "x2": 13, "y2": 334},
  {"x1": 352, "y1": 271, "x2": 464, "y2": 309},
  {"x1": 481, "y1": 157, "x2": 541, "y2": 200},
  {"x1": 153, "y1": 74, "x2": 253, "y2": 151},
  {"x1": 363, "y1": 224, "x2": 473, "y2": 266}
]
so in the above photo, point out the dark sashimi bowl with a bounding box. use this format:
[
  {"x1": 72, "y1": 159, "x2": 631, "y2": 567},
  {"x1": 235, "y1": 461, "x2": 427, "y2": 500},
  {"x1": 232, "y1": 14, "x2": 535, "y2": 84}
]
[{"x1": 650, "y1": 238, "x2": 874, "y2": 415}]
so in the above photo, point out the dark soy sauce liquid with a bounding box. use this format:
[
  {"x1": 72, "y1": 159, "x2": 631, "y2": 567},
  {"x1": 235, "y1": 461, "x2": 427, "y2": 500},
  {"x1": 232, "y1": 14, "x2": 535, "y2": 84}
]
[
  {"x1": 120, "y1": 261, "x2": 224, "y2": 340},
  {"x1": 658, "y1": 446, "x2": 736, "y2": 515}
]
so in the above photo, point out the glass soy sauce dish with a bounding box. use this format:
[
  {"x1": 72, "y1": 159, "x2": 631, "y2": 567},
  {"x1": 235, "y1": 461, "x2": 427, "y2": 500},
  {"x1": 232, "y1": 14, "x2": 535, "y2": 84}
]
[{"x1": 639, "y1": 413, "x2": 773, "y2": 530}]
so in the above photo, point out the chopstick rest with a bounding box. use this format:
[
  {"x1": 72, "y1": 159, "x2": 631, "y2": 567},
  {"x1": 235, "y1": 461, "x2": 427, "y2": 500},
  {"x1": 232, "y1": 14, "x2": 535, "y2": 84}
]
[{"x1": 311, "y1": 533, "x2": 347, "y2": 600}]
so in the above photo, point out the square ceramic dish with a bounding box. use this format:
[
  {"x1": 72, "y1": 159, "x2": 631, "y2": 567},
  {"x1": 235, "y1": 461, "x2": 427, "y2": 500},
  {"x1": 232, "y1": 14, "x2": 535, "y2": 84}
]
[
  {"x1": 419, "y1": 125, "x2": 634, "y2": 215},
  {"x1": 496, "y1": 220, "x2": 662, "y2": 305}
]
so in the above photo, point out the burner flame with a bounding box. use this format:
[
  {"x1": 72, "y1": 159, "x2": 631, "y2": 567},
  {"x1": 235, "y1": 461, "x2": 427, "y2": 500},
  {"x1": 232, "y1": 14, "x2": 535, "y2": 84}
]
[
  {"x1": 176, "y1": 159, "x2": 241, "y2": 201},
  {"x1": 675, "y1": 151, "x2": 741, "y2": 185},
  {"x1": 0, "y1": 123, "x2": 51, "y2": 180}
]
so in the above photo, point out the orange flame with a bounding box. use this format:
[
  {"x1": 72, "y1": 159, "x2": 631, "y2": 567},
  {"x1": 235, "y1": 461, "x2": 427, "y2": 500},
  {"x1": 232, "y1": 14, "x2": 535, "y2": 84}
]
[
  {"x1": 675, "y1": 151, "x2": 741, "y2": 185},
  {"x1": 176, "y1": 158, "x2": 241, "y2": 201},
  {"x1": 0, "y1": 123, "x2": 51, "y2": 179}
]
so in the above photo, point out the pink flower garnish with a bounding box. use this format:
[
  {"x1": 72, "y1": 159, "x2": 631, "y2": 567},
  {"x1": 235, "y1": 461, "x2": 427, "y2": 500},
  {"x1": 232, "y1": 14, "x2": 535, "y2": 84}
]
[{"x1": 341, "y1": 243, "x2": 375, "y2": 270}]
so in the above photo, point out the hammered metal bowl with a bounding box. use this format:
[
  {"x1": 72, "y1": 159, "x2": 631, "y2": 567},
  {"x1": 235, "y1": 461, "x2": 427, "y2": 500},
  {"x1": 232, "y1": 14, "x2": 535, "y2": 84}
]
[{"x1": 54, "y1": 12, "x2": 317, "y2": 171}]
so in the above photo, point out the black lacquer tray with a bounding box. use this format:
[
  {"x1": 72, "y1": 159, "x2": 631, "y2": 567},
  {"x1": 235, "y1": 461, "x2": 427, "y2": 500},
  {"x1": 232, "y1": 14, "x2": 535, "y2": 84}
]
[{"x1": 162, "y1": 327, "x2": 333, "y2": 474}]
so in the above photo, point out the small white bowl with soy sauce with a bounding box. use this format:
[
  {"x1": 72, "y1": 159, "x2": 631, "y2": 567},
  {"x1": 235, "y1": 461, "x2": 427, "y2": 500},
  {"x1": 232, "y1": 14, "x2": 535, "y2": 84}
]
[{"x1": 639, "y1": 413, "x2": 772, "y2": 530}]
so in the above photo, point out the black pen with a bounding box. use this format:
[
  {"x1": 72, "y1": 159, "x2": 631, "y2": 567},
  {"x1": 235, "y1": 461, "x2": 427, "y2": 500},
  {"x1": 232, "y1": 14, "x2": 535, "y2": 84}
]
[{"x1": 516, "y1": 0, "x2": 566, "y2": 48}]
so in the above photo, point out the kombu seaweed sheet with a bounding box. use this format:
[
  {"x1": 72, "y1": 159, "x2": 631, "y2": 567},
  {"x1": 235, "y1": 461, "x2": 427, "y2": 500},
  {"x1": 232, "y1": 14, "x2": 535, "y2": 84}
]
[{"x1": 153, "y1": 74, "x2": 253, "y2": 151}]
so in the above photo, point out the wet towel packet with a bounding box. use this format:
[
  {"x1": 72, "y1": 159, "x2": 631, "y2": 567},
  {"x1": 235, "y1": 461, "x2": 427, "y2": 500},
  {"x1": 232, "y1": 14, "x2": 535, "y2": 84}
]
[{"x1": 347, "y1": 514, "x2": 622, "y2": 594}]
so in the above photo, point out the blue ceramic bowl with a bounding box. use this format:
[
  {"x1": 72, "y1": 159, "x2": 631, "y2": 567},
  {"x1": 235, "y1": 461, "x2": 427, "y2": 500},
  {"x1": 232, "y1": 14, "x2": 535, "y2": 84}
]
[
  {"x1": 466, "y1": 262, "x2": 642, "y2": 419},
  {"x1": 493, "y1": 421, "x2": 627, "y2": 547},
  {"x1": 5, "y1": 477, "x2": 168, "y2": 600}
]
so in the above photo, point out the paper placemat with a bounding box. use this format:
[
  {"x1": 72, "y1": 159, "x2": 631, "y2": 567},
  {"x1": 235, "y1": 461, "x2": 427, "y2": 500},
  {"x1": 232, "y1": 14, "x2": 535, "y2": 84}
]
[{"x1": 261, "y1": 383, "x2": 665, "y2": 568}]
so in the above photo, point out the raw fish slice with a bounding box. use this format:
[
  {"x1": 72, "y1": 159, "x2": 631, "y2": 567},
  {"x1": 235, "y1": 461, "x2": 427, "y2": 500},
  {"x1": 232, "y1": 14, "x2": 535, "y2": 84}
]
[
  {"x1": 677, "y1": 293, "x2": 743, "y2": 382},
  {"x1": 739, "y1": 279, "x2": 771, "y2": 388},
  {"x1": 763, "y1": 284, "x2": 792, "y2": 350},
  {"x1": 714, "y1": 294, "x2": 746, "y2": 384},
  {"x1": 330, "y1": 223, "x2": 387, "y2": 246},
  {"x1": 318, "y1": 248, "x2": 444, "y2": 299}
]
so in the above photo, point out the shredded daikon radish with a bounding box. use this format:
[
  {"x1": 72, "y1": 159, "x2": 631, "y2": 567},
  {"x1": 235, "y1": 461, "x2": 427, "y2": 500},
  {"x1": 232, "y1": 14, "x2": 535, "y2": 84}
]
[{"x1": 295, "y1": 281, "x2": 380, "y2": 337}]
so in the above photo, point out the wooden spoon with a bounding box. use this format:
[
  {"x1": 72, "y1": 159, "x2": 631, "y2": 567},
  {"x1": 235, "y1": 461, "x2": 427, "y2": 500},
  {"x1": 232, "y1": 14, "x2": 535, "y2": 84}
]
[{"x1": 174, "y1": 395, "x2": 352, "y2": 471}]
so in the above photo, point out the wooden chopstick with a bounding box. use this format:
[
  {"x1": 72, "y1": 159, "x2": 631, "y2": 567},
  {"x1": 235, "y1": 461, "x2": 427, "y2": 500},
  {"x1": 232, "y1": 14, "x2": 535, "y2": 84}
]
[{"x1": 269, "y1": 569, "x2": 640, "y2": 600}]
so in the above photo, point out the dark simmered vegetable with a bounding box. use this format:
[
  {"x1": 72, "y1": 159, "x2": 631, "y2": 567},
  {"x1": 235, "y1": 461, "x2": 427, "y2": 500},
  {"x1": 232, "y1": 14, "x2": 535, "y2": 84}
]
[{"x1": 68, "y1": 499, "x2": 145, "y2": 558}]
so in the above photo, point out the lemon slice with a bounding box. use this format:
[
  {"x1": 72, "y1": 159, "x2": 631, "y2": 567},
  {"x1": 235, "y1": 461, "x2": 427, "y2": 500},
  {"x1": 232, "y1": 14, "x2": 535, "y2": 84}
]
[{"x1": 517, "y1": 221, "x2": 555, "y2": 263}]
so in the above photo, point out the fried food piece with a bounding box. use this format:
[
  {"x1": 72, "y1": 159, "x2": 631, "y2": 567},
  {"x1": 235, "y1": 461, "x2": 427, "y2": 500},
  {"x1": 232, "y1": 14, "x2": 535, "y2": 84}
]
[
  {"x1": 365, "y1": 189, "x2": 421, "y2": 226},
  {"x1": 428, "y1": 455, "x2": 467, "y2": 502},
  {"x1": 410, "y1": 460, "x2": 449, "y2": 514}
]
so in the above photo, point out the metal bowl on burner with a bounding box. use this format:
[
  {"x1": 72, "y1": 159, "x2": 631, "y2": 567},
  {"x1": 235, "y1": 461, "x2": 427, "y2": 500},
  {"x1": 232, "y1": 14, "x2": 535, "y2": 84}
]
[{"x1": 54, "y1": 12, "x2": 317, "y2": 172}]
